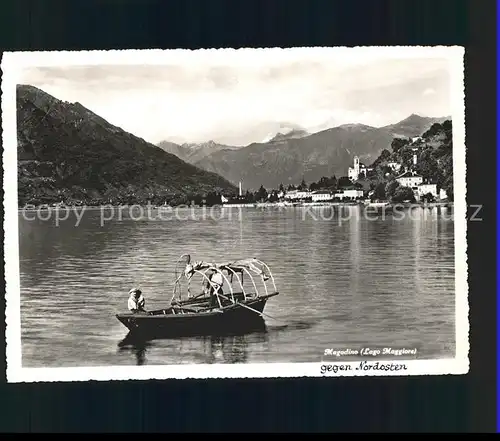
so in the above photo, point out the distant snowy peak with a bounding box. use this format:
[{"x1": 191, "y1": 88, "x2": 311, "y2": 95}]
[
  {"x1": 181, "y1": 140, "x2": 226, "y2": 150},
  {"x1": 268, "y1": 128, "x2": 310, "y2": 143}
]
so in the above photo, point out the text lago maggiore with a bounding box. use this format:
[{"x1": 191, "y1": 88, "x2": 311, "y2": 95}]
[{"x1": 323, "y1": 347, "x2": 417, "y2": 357}]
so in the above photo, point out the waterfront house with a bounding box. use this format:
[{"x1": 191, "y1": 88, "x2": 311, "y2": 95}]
[
  {"x1": 311, "y1": 190, "x2": 333, "y2": 202},
  {"x1": 396, "y1": 170, "x2": 423, "y2": 189},
  {"x1": 414, "y1": 183, "x2": 449, "y2": 201},
  {"x1": 416, "y1": 183, "x2": 438, "y2": 199},
  {"x1": 284, "y1": 190, "x2": 311, "y2": 201},
  {"x1": 335, "y1": 189, "x2": 364, "y2": 200}
]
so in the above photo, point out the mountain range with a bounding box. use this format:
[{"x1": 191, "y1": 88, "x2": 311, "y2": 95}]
[
  {"x1": 157, "y1": 114, "x2": 450, "y2": 190},
  {"x1": 16, "y1": 85, "x2": 236, "y2": 206},
  {"x1": 16, "y1": 84, "x2": 450, "y2": 205},
  {"x1": 157, "y1": 140, "x2": 241, "y2": 165}
]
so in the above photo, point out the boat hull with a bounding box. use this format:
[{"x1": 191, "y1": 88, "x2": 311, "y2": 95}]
[{"x1": 116, "y1": 294, "x2": 276, "y2": 338}]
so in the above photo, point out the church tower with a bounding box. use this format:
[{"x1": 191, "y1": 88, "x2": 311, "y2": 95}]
[{"x1": 354, "y1": 156, "x2": 360, "y2": 179}]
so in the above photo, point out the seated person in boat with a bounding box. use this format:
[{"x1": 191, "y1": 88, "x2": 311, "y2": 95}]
[{"x1": 128, "y1": 288, "x2": 146, "y2": 313}]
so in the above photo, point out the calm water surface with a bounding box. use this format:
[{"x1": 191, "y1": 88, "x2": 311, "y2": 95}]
[{"x1": 19, "y1": 206, "x2": 455, "y2": 367}]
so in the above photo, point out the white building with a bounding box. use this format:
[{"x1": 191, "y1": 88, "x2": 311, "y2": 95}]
[
  {"x1": 284, "y1": 190, "x2": 311, "y2": 201},
  {"x1": 416, "y1": 183, "x2": 438, "y2": 199},
  {"x1": 335, "y1": 189, "x2": 364, "y2": 200},
  {"x1": 386, "y1": 162, "x2": 402, "y2": 172},
  {"x1": 414, "y1": 184, "x2": 449, "y2": 201},
  {"x1": 311, "y1": 191, "x2": 333, "y2": 202},
  {"x1": 221, "y1": 195, "x2": 229, "y2": 203},
  {"x1": 348, "y1": 156, "x2": 372, "y2": 181},
  {"x1": 396, "y1": 171, "x2": 423, "y2": 189}
]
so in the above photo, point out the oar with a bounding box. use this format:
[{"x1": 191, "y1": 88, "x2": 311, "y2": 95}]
[{"x1": 217, "y1": 293, "x2": 283, "y2": 323}]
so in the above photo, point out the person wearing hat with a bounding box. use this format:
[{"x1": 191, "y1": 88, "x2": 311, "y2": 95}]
[{"x1": 128, "y1": 288, "x2": 146, "y2": 313}]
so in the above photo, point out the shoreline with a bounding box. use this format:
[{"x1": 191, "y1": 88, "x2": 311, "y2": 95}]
[{"x1": 18, "y1": 201, "x2": 454, "y2": 211}]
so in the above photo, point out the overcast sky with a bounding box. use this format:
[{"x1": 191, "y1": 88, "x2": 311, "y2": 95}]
[{"x1": 20, "y1": 51, "x2": 451, "y2": 146}]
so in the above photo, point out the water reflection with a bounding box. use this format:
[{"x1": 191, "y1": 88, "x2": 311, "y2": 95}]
[
  {"x1": 206, "y1": 335, "x2": 249, "y2": 364},
  {"x1": 117, "y1": 331, "x2": 271, "y2": 365},
  {"x1": 117, "y1": 334, "x2": 152, "y2": 366}
]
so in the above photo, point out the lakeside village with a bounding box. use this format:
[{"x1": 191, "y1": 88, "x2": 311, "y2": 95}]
[
  {"x1": 220, "y1": 155, "x2": 448, "y2": 209},
  {"x1": 219, "y1": 124, "x2": 454, "y2": 210},
  {"x1": 37, "y1": 149, "x2": 451, "y2": 211},
  {"x1": 219, "y1": 154, "x2": 450, "y2": 211},
  {"x1": 39, "y1": 153, "x2": 449, "y2": 212}
]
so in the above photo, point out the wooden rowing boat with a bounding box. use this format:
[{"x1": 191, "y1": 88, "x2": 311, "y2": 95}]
[{"x1": 116, "y1": 254, "x2": 280, "y2": 338}]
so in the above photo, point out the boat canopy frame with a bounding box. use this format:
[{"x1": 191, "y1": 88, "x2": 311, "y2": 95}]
[{"x1": 171, "y1": 254, "x2": 277, "y2": 305}]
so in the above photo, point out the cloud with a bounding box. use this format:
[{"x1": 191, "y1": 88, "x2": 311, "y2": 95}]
[{"x1": 20, "y1": 51, "x2": 452, "y2": 146}]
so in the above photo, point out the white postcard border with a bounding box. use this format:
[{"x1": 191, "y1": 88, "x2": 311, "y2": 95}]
[{"x1": 2, "y1": 46, "x2": 469, "y2": 383}]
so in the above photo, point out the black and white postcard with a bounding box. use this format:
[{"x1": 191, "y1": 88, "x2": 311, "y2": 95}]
[{"x1": 2, "y1": 46, "x2": 468, "y2": 382}]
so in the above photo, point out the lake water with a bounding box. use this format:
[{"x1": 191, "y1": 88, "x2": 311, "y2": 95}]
[{"x1": 18, "y1": 205, "x2": 456, "y2": 367}]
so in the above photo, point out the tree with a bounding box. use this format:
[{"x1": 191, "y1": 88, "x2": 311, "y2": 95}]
[
  {"x1": 434, "y1": 140, "x2": 452, "y2": 159},
  {"x1": 391, "y1": 137, "x2": 408, "y2": 153},
  {"x1": 416, "y1": 148, "x2": 442, "y2": 183},
  {"x1": 422, "y1": 122, "x2": 442, "y2": 139},
  {"x1": 421, "y1": 192, "x2": 435, "y2": 203},
  {"x1": 385, "y1": 180, "x2": 400, "y2": 200},
  {"x1": 307, "y1": 175, "x2": 338, "y2": 192},
  {"x1": 371, "y1": 182, "x2": 386, "y2": 201},
  {"x1": 255, "y1": 185, "x2": 267, "y2": 202},
  {"x1": 268, "y1": 190, "x2": 279, "y2": 202},
  {"x1": 445, "y1": 180, "x2": 454, "y2": 201},
  {"x1": 317, "y1": 176, "x2": 327, "y2": 187},
  {"x1": 337, "y1": 176, "x2": 352, "y2": 188},
  {"x1": 434, "y1": 150, "x2": 453, "y2": 195},
  {"x1": 244, "y1": 189, "x2": 254, "y2": 203},
  {"x1": 380, "y1": 148, "x2": 391, "y2": 161},
  {"x1": 298, "y1": 178, "x2": 307, "y2": 190},
  {"x1": 279, "y1": 183, "x2": 284, "y2": 193},
  {"x1": 371, "y1": 148, "x2": 392, "y2": 168},
  {"x1": 330, "y1": 175, "x2": 337, "y2": 189},
  {"x1": 441, "y1": 120, "x2": 453, "y2": 143},
  {"x1": 204, "y1": 191, "x2": 222, "y2": 206},
  {"x1": 392, "y1": 186, "x2": 415, "y2": 203}
]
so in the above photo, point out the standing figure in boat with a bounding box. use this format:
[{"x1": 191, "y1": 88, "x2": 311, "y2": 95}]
[
  {"x1": 207, "y1": 271, "x2": 225, "y2": 308},
  {"x1": 128, "y1": 288, "x2": 146, "y2": 313}
]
